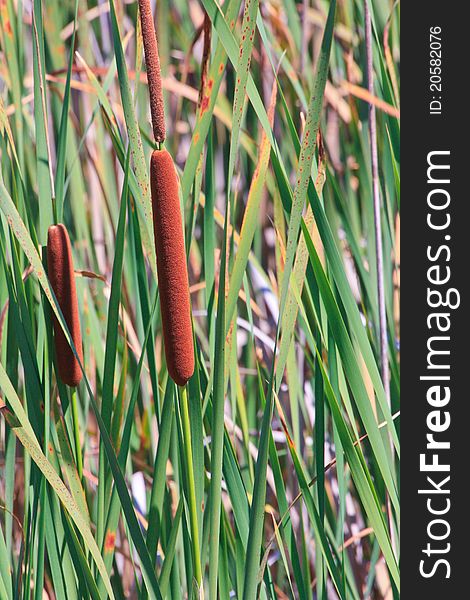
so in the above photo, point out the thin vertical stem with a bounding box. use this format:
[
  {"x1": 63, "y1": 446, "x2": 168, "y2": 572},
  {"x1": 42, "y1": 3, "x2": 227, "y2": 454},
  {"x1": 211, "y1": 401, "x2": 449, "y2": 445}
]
[
  {"x1": 364, "y1": 0, "x2": 390, "y2": 407},
  {"x1": 179, "y1": 384, "x2": 203, "y2": 597}
]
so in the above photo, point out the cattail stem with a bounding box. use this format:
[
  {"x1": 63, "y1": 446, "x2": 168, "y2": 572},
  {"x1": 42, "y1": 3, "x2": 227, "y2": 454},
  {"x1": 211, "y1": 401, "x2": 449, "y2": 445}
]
[
  {"x1": 71, "y1": 387, "x2": 83, "y2": 480},
  {"x1": 150, "y1": 149, "x2": 194, "y2": 386},
  {"x1": 179, "y1": 384, "x2": 203, "y2": 596},
  {"x1": 47, "y1": 224, "x2": 83, "y2": 387},
  {"x1": 138, "y1": 0, "x2": 166, "y2": 144}
]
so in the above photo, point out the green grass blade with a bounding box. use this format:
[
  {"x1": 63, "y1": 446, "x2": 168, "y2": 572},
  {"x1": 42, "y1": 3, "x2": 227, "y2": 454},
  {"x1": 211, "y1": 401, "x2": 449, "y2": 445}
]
[{"x1": 208, "y1": 189, "x2": 228, "y2": 599}]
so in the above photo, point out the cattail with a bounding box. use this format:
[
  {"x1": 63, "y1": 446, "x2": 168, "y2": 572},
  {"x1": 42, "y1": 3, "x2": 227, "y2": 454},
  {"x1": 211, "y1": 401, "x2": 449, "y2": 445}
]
[
  {"x1": 150, "y1": 149, "x2": 194, "y2": 386},
  {"x1": 47, "y1": 224, "x2": 83, "y2": 387},
  {"x1": 139, "y1": 0, "x2": 193, "y2": 384},
  {"x1": 138, "y1": 0, "x2": 166, "y2": 144}
]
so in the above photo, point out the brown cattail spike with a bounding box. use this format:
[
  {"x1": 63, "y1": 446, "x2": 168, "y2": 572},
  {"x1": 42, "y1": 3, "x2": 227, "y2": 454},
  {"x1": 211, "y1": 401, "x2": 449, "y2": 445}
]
[
  {"x1": 47, "y1": 224, "x2": 83, "y2": 387},
  {"x1": 150, "y1": 149, "x2": 194, "y2": 386},
  {"x1": 138, "y1": 0, "x2": 166, "y2": 144}
]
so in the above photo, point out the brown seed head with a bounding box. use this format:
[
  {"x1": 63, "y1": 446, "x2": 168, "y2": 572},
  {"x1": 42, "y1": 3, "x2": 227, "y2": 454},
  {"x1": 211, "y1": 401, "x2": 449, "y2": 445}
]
[
  {"x1": 138, "y1": 0, "x2": 166, "y2": 144},
  {"x1": 150, "y1": 149, "x2": 194, "y2": 386},
  {"x1": 47, "y1": 224, "x2": 83, "y2": 387}
]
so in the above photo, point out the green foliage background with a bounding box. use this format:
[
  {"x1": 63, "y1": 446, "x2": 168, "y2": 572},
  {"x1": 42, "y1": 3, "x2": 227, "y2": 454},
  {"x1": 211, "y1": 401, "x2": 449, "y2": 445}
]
[{"x1": 0, "y1": 0, "x2": 400, "y2": 597}]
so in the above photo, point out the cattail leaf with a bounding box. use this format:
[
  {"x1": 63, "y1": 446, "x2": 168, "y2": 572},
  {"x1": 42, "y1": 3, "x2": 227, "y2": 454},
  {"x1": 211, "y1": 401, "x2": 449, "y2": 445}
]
[
  {"x1": 226, "y1": 81, "x2": 277, "y2": 329},
  {"x1": 275, "y1": 143, "x2": 327, "y2": 393},
  {"x1": 158, "y1": 497, "x2": 183, "y2": 596},
  {"x1": 203, "y1": 125, "x2": 216, "y2": 356},
  {"x1": 242, "y1": 363, "x2": 276, "y2": 600},
  {"x1": 181, "y1": 0, "x2": 242, "y2": 203},
  {"x1": 43, "y1": 447, "x2": 81, "y2": 600},
  {"x1": 101, "y1": 149, "x2": 128, "y2": 426},
  {"x1": 0, "y1": 97, "x2": 21, "y2": 176},
  {"x1": 199, "y1": 0, "x2": 276, "y2": 145},
  {"x1": 54, "y1": 0, "x2": 79, "y2": 223},
  {"x1": 96, "y1": 154, "x2": 127, "y2": 544},
  {"x1": 227, "y1": 0, "x2": 261, "y2": 191},
  {"x1": 52, "y1": 400, "x2": 90, "y2": 526},
  {"x1": 146, "y1": 379, "x2": 176, "y2": 562},
  {"x1": 208, "y1": 173, "x2": 229, "y2": 598},
  {"x1": 0, "y1": 563, "x2": 10, "y2": 600}
]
